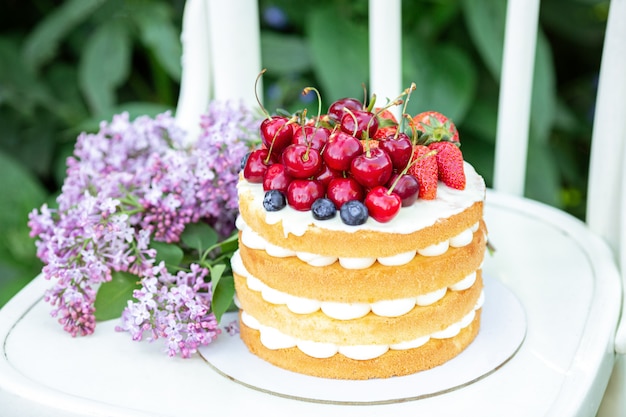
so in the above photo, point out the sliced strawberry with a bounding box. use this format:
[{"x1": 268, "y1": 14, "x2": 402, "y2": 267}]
[
  {"x1": 411, "y1": 111, "x2": 459, "y2": 143},
  {"x1": 408, "y1": 145, "x2": 438, "y2": 200},
  {"x1": 428, "y1": 141, "x2": 466, "y2": 190}
]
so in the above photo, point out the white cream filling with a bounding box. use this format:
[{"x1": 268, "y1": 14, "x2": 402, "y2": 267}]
[
  {"x1": 237, "y1": 219, "x2": 479, "y2": 270},
  {"x1": 241, "y1": 291, "x2": 484, "y2": 360},
  {"x1": 231, "y1": 250, "x2": 479, "y2": 320}
]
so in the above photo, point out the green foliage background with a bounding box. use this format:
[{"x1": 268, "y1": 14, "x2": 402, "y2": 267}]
[{"x1": 0, "y1": 0, "x2": 607, "y2": 307}]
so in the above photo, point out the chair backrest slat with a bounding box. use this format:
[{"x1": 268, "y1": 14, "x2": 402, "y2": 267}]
[
  {"x1": 492, "y1": 0, "x2": 541, "y2": 196},
  {"x1": 368, "y1": 0, "x2": 402, "y2": 118},
  {"x1": 586, "y1": 0, "x2": 626, "y2": 260}
]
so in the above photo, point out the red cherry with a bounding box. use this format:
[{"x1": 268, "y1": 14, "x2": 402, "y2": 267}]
[
  {"x1": 364, "y1": 186, "x2": 402, "y2": 223},
  {"x1": 350, "y1": 147, "x2": 393, "y2": 189},
  {"x1": 263, "y1": 163, "x2": 292, "y2": 193},
  {"x1": 286, "y1": 179, "x2": 325, "y2": 211},
  {"x1": 328, "y1": 97, "x2": 363, "y2": 122},
  {"x1": 379, "y1": 133, "x2": 413, "y2": 171},
  {"x1": 281, "y1": 144, "x2": 322, "y2": 179},
  {"x1": 314, "y1": 164, "x2": 342, "y2": 187},
  {"x1": 323, "y1": 131, "x2": 363, "y2": 172},
  {"x1": 327, "y1": 177, "x2": 365, "y2": 208},
  {"x1": 387, "y1": 173, "x2": 419, "y2": 207},
  {"x1": 243, "y1": 149, "x2": 276, "y2": 183},
  {"x1": 260, "y1": 117, "x2": 293, "y2": 154},
  {"x1": 340, "y1": 110, "x2": 378, "y2": 140},
  {"x1": 292, "y1": 125, "x2": 330, "y2": 151}
]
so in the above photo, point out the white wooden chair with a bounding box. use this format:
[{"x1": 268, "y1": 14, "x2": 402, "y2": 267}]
[
  {"x1": 0, "y1": 0, "x2": 624, "y2": 416},
  {"x1": 176, "y1": 0, "x2": 626, "y2": 414}
]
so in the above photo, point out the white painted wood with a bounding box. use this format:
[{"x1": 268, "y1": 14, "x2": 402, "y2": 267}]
[
  {"x1": 368, "y1": 0, "x2": 402, "y2": 117},
  {"x1": 493, "y1": 0, "x2": 541, "y2": 196},
  {"x1": 174, "y1": 0, "x2": 210, "y2": 141},
  {"x1": 206, "y1": 0, "x2": 262, "y2": 108}
]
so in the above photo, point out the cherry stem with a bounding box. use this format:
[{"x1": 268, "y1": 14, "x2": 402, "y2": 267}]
[
  {"x1": 302, "y1": 87, "x2": 322, "y2": 128},
  {"x1": 387, "y1": 148, "x2": 437, "y2": 195},
  {"x1": 395, "y1": 83, "x2": 417, "y2": 139},
  {"x1": 254, "y1": 69, "x2": 272, "y2": 120}
]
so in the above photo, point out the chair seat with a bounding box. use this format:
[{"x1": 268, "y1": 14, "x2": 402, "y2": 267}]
[{"x1": 0, "y1": 190, "x2": 620, "y2": 417}]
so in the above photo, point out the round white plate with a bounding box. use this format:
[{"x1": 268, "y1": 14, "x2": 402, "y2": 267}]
[{"x1": 198, "y1": 275, "x2": 526, "y2": 404}]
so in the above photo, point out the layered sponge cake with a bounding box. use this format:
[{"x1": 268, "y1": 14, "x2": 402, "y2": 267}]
[{"x1": 234, "y1": 93, "x2": 487, "y2": 379}]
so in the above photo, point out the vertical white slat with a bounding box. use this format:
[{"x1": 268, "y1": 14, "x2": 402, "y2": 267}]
[
  {"x1": 493, "y1": 0, "x2": 541, "y2": 196},
  {"x1": 586, "y1": 0, "x2": 626, "y2": 259},
  {"x1": 368, "y1": 0, "x2": 402, "y2": 118},
  {"x1": 206, "y1": 0, "x2": 262, "y2": 109},
  {"x1": 175, "y1": 0, "x2": 211, "y2": 141},
  {"x1": 586, "y1": 0, "x2": 626, "y2": 356}
]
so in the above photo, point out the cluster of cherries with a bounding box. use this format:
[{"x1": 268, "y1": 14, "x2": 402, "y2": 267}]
[{"x1": 241, "y1": 84, "x2": 458, "y2": 225}]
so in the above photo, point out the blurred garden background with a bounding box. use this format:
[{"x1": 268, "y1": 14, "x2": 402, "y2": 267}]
[{"x1": 0, "y1": 0, "x2": 609, "y2": 307}]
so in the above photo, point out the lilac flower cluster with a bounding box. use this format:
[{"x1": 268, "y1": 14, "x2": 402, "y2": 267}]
[
  {"x1": 116, "y1": 263, "x2": 221, "y2": 358},
  {"x1": 28, "y1": 101, "x2": 260, "y2": 354}
]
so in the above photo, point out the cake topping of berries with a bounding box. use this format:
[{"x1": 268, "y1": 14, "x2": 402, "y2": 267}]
[
  {"x1": 311, "y1": 198, "x2": 337, "y2": 220},
  {"x1": 243, "y1": 74, "x2": 469, "y2": 224},
  {"x1": 263, "y1": 190, "x2": 287, "y2": 211},
  {"x1": 339, "y1": 200, "x2": 369, "y2": 226}
]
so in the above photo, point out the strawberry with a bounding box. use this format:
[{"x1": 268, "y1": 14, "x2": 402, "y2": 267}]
[
  {"x1": 428, "y1": 141, "x2": 466, "y2": 190},
  {"x1": 373, "y1": 108, "x2": 398, "y2": 139},
  {"x1": 411, "y1": 111, "x2": 459, "y2": 143},
  {"x1": 407, "y1": 145, "x2": 438, "y2": 200}
]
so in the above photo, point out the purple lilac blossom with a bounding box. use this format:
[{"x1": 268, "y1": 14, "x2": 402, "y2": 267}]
[{"x1": 28, "y1": 101, "x2": 260, "y2": 352}]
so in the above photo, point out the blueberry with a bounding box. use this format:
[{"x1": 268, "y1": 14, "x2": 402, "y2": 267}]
[
  {"x1": 263, "y1": 190, "x2": 286, "y2": 211},
  {"x1": 339, "y1": 200, "x2": 368, "y2": 226},
  {"x1": 240, "y1": 152, "x2": 251, "y2": 171},
  {"x1": 311, "y1": 198, "x2": 337, "y2": 220}
]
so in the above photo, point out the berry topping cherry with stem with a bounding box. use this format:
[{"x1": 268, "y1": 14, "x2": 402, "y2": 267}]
[
  {"x1": 387, "y1": 173, "x2": 420, "y2": 207},
  {"x1": 327, "y1": 177, "x2": 365, "y2": 208},
  {"x1": 286, "y1": 179, "x2": 325, "y2": 211},
  {"x1": 281, "y1": 143, "x2": 322, "y2": 179},
  {"x1": 263, "y1": 163, "x2": 292, "y2": 193},
  {"x1": 364, "y1": 185, "x2": 402, "y2": 223},
  {"x1": 255, "y1": 69, "x2": 295, "y2": 156},
  {"x1": 350, "y1": 147, "x2": 393, "y2": 189},
  {"x1": 323, "y1": 130, "x2": 363, "y2": 171},
  {"x1": 328, "y1": 97, "x2": 363, "y2": 123},
  {"x1": 379, "y1": 84, "x2": 416, "y2": 170},
  {"x1": 243, "y1": 148, "x2": 276, "y2": 183}
]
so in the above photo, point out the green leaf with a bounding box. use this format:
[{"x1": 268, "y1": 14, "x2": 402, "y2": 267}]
[
  {"x1": 403, "y1": 43, "x2": 478, "y2": 123},
  {"x1": 23, "y1": 0, "x2": 106, "y2": 72},
  {"x1": 150, "y1": 241, "x2": 184, "y2": 268},
  {"x1": 209, "y1": 263, "x2": 227, "y2": 289},
  {"x1": 525, "y1": 140, "x2": 561, "y2": 208},
  {"x1": 217, "y1": 233, "x2": 239, "y2": 256},
  {"x1": 306, "y1": 6, "x2": 369, "y2": 102},
  {"x1": 78, "y1": 19, "x2": 131, "y2": 115},
  {"x1": 94, "y1": 271, "x2": 141, "y2": 321},
  {"x1": 529, "y1": 31, "x2": 557, "y2": 145},
  {"x1": 211, "y1": 274, "x2": 234, "y2": 324},
  {"x1": 181, "y1": 222, "x2": 218, "y2": 253},
  {"x1": 132, "y1": 3, "x2": 182, "y2": 81},
  {"x1": 0, "y1": 150, "x2": 47, "y2": 265},
  {"x1": 461, "y1": 0, "x2": 507, "y2": 79},
  {"x1": 261, "y1": 32, "x2": 312, "y2": 74}
]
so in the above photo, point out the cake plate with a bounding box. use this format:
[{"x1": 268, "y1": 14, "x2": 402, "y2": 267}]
[{"x1": 0, "y1": 190, "x2": 621, "y2": 417}]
